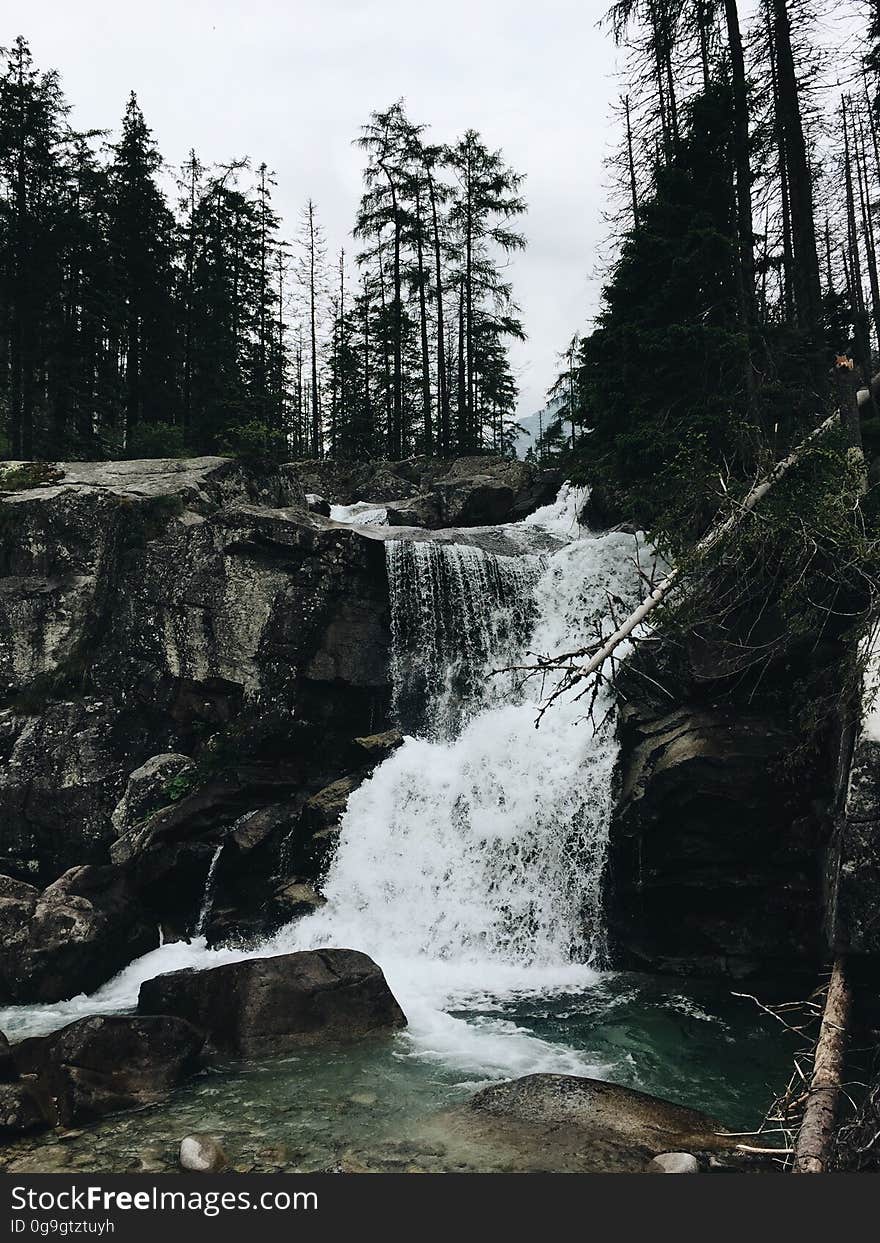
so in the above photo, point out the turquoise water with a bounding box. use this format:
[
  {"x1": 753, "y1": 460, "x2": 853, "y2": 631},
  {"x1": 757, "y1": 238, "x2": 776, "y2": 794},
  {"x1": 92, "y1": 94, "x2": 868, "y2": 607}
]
[{"x1": 0, "y1": 972, "x2": 794, "y2": 1175}]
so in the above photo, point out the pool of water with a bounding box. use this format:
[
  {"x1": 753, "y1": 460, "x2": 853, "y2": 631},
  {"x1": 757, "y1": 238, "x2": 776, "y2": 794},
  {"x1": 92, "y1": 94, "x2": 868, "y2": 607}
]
[{"x1": 0, "y1": 972, "x2": 795, "y2": 1175}]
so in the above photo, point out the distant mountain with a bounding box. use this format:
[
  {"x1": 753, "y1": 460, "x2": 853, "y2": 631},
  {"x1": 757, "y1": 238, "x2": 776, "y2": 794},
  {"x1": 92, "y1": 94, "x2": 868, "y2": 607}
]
[{"x1": 510, "y1": 396, "x2": 566, "y2": 459}]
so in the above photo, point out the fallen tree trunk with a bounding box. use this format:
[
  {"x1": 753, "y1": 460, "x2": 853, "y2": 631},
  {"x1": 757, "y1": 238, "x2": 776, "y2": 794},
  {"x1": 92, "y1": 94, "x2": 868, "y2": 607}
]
[
  {"x1": 793, "y1": 958, "x2": 851, "y2": 1174},
  {"x1": 577, "y1": 412, "x2": 840, "y2": 682}
]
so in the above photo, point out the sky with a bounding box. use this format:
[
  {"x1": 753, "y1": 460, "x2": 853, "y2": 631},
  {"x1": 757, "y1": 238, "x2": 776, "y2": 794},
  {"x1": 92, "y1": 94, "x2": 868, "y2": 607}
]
[{"x1": 6, "y1": 0, "x2": 618, "y2": 417}]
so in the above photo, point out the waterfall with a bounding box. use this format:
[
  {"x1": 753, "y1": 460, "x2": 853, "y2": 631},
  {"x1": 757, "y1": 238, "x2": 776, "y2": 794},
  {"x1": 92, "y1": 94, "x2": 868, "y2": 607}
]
[
  {"x1": 386, "y1": 539, "x2": 543, "y2": 736},
  {"x1": 282, "y1": 509, "x2": 642, "y2": 980},
  {"x1": 0, "y1": 486, "x2": 649, "y2": 1080},
  {"x1": 194, "y1": 844, "x2": 224, "y2": 937}
]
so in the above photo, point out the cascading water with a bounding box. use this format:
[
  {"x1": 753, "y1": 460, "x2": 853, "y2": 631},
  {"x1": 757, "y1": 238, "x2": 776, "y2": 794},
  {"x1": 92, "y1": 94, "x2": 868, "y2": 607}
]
[
  {"x1": 281, "y1": 492, "x2": 640, "y2": 980},
  {"x1": 386, "y1": 538, "x2": 543, "y2": 736},
  {"x1": 0, "y1": 485, "x2": 649, "y2": 1079},
  {"x1": 260, "y1": 484, "x2": 649, "y2": 1075},
  {"x1": 194, "y1": 843, "x2": 224, "y2": 937}
]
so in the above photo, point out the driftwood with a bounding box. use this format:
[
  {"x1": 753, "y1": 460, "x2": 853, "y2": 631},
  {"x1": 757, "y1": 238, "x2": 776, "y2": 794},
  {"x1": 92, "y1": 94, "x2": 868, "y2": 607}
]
[{"x1": 793, "y1": 958, "x2": 852, "y2": 1174}]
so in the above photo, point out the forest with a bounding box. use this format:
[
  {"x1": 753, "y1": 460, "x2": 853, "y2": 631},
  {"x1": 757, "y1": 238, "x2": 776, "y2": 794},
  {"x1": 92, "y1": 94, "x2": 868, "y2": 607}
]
[
  {"x1": 536, "y1": 0, "x2": 880, "y2": 546},
  {"x1": 4, "y1": 0, "x2": 880, "y2": 1182},
  {"x1": 0, "y1": 42, "x2": 524, "y2": 464}
]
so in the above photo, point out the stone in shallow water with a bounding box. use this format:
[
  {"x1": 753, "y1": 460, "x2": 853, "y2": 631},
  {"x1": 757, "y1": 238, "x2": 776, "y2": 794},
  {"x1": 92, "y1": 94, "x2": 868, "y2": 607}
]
[
  {"x1": 179, "y1": 1134, "x2": 228, "y2": 1173},
  {"x1": 137, "y1": 948, "x2": 407, "y2": 1057},
  {"x1": 646, "y1": 1151, "x2": 700, "y2": 1173},
  {"x1": 0, "y1": 1082, "x2": 46, "y2": 1135}
]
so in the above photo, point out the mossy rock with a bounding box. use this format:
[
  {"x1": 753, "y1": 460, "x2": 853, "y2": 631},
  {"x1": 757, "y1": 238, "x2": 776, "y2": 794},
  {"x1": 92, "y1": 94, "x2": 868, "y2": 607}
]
[{"x1": 0, "y1": 463, "x2": 64, "y2": 492}]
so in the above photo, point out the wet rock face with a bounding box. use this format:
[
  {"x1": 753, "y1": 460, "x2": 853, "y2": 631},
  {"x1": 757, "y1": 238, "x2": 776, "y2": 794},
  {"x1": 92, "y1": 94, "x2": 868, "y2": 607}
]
[
  {"x1": 608, "y1": 700, "x2": 824, "y2": 978},
  {"x1": 0, "y1": 865, "x2": 158, "y2": 1004},
  {"x1": 137, "y1": 949, "x2": 407, "y2": 1056},
  {"x1": 10, "y1": 1015, "x2": 205, "y2": 1128},
  {"x1": 0, "y1": 458, "x2": 391, "y2": 883}
]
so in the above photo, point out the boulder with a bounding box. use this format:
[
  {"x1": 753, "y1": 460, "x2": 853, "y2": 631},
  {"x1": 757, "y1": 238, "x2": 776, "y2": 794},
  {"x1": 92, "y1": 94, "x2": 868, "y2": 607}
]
[
  {"x1": 137, "y1": 949, "x2": 406, "y2": 1056},
  {"x1": 283, "y1": 456, "x2": 562, "y2": 530},
  {"x1": 463, "y1": 1074, "x2": 727, "y2": 1173},
  {"x1": 0, "y1": 1081, "x2": 46, "y2": 1134},
  {"x1": 11, "y1": 1014, "x2": 206, "y2": 1126},
  {"x1": 179, "y1": 1134, "x2": 228, "y2": 1173},
  {"x1": 111, "y1": 753, "x2": 196, "y2": 836},
  {"x1": 0, "y1": 865, "x2": 158, "y2": 1004},
  {"x1": 304, "y1": 494, "x2": 331, "y2": 518}
]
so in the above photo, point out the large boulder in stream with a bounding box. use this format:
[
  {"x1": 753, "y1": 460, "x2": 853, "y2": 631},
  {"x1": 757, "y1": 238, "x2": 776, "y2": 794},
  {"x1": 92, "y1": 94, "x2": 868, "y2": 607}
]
[
  {"x1": 452, "y1": 1074, "x2": 729, "y2": 1173},
  {"x1": 137, "y1": 949, "x2": 407, "y2": 1055},
  {"x1": 10, "y1": 1015, "x2": 205, "y2": 1127}
]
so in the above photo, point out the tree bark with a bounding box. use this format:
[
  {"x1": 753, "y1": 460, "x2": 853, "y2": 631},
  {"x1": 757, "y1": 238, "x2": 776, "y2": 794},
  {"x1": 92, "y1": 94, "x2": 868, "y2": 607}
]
[
  {"x1": 724, "y1": 0, "x2": 756, "y2": 329},
  {"x1": 771, "y1": 0, "x2": 822, "y2": 335},
  {"x1": 793, "y1": 959, "x2": 851, "y2": 1174},
  {"x1": 427, "y1": 166, "x2": 449, "y2": 453}
]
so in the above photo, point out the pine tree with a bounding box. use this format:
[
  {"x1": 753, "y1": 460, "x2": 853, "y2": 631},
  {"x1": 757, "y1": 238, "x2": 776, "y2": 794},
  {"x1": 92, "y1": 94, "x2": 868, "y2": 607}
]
[
  {"x1": 0, "y1": 36, "x2": 69, "y2": 457},
  {"x1": 445, "y1": 130, "x2": 526, "y2": 451},
  {"x1": 295, "y1": 199, "x2": 326, "y2": 456},
  {"x1": 106, "y1": 93, "x2": 178, "y2": 446}
]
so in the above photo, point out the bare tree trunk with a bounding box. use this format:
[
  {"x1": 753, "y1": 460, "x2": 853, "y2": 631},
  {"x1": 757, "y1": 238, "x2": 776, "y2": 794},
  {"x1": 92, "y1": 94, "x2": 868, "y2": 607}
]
[
  {"x1": 414, "y1": 184, "x2": 432, "y2": 451},
  {"x1": 793, "y1": 959, "x2": 851, "y2": 1174},
  {"x1": 379, "y1": 159, "x2": 403, "y2": 458},
  {"x1": 427, "y1": 167, "x2": 449, "y2": 453},
  {"x1": 724, "y1": 0, "x2": 756, "y2": 328},
  {"x1": 855, "y1": 108, "x2": 880, "y2": 355},
  {"x1": 843, "y1": 99, "x2": 871, "y2": 376},
  {"x1": 771, "y1": 0, "x2": 822, "y2": 334},
  {"x1": 624, "y1": 95, "x2": 639, "y2": 232}
]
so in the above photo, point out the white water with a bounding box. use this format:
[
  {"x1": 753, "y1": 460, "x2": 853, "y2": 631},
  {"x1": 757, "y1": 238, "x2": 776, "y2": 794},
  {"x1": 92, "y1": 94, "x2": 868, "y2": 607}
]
[
  {"x1": 194, "y1": 844, "x2": 225, "y2": 937},
  {"x1": 329, "y1": 500, "x2": 389, "y2": 526},
  {"x1": 1, "y1": 486, "x2": 649, "y2": 1083}
]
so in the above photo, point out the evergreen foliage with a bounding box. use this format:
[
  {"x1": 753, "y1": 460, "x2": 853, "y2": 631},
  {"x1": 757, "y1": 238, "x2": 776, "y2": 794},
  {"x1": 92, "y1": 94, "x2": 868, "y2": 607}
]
[{"x1": 0, "y1": 42, "x2": 525, "y2": 463}]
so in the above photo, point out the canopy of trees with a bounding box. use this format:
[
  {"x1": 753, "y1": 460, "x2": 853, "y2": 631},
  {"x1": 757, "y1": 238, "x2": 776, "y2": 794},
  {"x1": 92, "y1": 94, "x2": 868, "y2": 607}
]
[
  {"x1": 535, "y1": 0, "x2": 880, "y2": 547},
  {"x1": 0, "y1": 38, "x2": 525, "y2": 462}
]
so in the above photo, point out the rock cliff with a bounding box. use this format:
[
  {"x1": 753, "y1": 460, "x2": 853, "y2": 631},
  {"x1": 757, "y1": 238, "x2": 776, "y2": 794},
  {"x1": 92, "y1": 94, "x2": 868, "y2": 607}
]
[{"x1": 0, "y1": 453, "x2": 559, "y2": 1001}]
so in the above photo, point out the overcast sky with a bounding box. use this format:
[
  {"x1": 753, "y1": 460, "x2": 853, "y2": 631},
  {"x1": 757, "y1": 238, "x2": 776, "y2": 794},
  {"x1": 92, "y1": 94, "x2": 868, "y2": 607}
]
[{"x1": 7, "y1": 0, "x2": 617, "y2": 417}]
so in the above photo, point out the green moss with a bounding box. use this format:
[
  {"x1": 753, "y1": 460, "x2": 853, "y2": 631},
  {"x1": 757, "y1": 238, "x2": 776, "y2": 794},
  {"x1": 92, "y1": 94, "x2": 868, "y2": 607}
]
[
  {"x1": 0, "y1": 462, "x2": 63, "y2": 492},
  {"x1": 162, "y1": 770, "x2": 197, "y2": 803}
]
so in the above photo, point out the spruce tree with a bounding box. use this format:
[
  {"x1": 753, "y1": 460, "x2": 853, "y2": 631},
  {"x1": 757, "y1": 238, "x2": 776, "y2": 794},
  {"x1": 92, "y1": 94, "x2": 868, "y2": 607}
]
[{"x1": 106, "y1": 93, "x2": 178, "y2": 447}]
